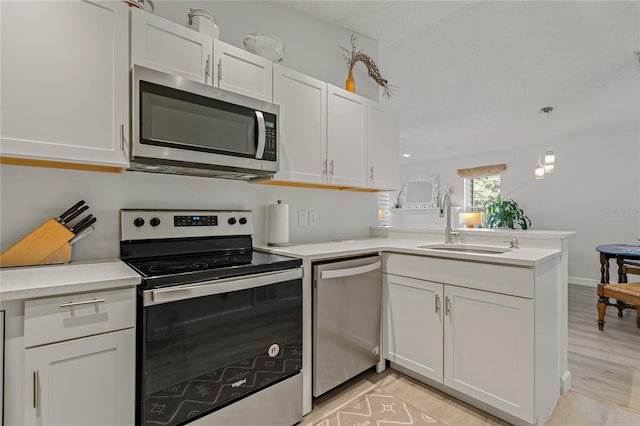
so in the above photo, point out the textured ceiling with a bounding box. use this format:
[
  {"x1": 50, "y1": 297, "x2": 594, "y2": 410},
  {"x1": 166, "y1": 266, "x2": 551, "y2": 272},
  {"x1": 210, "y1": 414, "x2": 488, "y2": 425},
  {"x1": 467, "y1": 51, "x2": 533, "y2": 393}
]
[{"x1": 277, "y1": 1, "x2": 640, "y2": 164}]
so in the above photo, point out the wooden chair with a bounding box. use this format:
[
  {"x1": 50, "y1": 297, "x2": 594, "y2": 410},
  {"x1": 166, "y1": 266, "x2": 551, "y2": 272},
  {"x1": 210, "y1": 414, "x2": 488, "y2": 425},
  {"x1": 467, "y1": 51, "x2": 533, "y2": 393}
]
[{"x1": 597, "y1": 262, "x2": 640, "y2": 331}]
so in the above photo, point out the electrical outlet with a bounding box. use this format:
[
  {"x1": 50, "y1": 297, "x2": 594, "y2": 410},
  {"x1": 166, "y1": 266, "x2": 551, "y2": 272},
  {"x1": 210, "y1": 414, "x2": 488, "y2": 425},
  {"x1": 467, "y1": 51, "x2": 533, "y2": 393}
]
[
  {"x1": 309, "y1": 210, "x2": 318, "y2": 226},
  {"x1": 298, "y1": 210, "x2": 309, "y2": 227}
]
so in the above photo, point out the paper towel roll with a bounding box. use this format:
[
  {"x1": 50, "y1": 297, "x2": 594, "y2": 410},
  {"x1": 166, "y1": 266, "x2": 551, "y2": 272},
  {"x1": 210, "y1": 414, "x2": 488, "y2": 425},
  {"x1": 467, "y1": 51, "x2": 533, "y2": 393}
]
[{"x1": 267, "y1": 200, "x2": 290, "y2": 247}]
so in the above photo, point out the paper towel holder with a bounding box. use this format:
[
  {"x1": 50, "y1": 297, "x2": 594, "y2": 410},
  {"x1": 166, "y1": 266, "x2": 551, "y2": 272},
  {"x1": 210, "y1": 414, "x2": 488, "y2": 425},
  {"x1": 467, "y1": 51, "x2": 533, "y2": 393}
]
[{"x1": 267, "y1": 200, "x2": 291, "y2": 247}]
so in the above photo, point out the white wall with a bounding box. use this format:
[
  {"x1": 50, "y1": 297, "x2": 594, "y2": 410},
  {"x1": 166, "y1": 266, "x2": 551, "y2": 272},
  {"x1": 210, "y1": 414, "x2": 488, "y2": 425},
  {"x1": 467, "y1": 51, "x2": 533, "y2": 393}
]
[
  {"x1": 0, "y1": 1, "x2": 380, "y2": 260},
  {"x1": 154, "y1": 1, "x2": 381, "y2": 101},
  {"x1": 398, "y1": 128, "x2": 640, "y2": 284}
]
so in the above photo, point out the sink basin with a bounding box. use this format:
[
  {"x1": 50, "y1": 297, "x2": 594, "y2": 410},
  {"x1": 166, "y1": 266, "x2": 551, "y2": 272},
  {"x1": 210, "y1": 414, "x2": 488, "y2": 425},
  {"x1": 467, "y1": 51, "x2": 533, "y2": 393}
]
[{"x1": 418, "y1": 244, "x2": 510, "y2": 254}]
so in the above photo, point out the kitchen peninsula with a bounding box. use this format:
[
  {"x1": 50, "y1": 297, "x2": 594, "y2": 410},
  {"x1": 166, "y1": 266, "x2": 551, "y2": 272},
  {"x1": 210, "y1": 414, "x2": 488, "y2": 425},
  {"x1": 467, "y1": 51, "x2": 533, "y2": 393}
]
[{"x1": 256, "y1": 227, "x2": 574, "y2": 426}]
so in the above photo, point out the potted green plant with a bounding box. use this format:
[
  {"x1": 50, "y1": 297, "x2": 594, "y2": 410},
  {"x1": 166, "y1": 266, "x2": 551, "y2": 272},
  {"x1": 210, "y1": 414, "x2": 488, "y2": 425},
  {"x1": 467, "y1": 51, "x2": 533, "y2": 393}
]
[{"x1": 482, "y1": 196, "x2": 532, "y2": 229}]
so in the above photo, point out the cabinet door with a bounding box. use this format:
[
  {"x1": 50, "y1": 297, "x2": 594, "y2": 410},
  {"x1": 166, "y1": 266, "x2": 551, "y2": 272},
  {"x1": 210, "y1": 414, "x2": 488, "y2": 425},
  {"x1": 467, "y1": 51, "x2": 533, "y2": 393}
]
[
  {"x1": 444, "y1": 286, "x2": 534, "y2": 422},
  {"x1": 367, "y1": 103, "x2": 400, "y2": 190},
  {"x1": 384, "y1": 274, "x2": 444, "y2": 382},
  {"x1": 131, "y1": 7, "x2": 213, "y2": 84},
  {"x1": 214, "y1": 39, "x2": 273, "y2": 102},
  {"x1": 273, "y1": 65, "x2": 326, "y2": 184},
  {"x1": 0, "y1": 0, "x2": 129, "y2": 170},
  {"x1": 24, "y1": 329, "x2": 135, "y2": 426},
  {"x1": 327, "y1": 85, "x2": 367, "y2": 187}
]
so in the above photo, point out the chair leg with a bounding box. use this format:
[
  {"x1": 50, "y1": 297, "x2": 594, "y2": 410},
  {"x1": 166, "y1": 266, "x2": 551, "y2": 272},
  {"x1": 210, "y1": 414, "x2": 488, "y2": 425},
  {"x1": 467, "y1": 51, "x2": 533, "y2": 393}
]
[
  {"x1": 636, "y1": 308, "x2": 640, "y2": 329},
  {"x1": 616, "y1": 300, "x2": 625, "y2": 317},
  {"x1": 597, "y1": 296, "x2": 608, "y2": 331}
]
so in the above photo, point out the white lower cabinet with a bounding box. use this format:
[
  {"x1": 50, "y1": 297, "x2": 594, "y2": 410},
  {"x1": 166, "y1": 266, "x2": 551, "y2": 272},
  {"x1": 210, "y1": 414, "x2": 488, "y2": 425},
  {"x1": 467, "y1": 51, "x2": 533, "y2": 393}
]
[
  {"x1": 20, "y1": 287, "x2": 136, "y2": 426},
  {"x1": 443, "y1": 285, "x2": 534, "y2": 422},
  {"x1": 384, "y1": 254, "x2": 536, "y2": 424},
  {"x1": 385, "y1": 275, "x2": 443, "y2": 382},
  {"x1": 24, "y1": 329, "x2": 135, "y2": 426}
]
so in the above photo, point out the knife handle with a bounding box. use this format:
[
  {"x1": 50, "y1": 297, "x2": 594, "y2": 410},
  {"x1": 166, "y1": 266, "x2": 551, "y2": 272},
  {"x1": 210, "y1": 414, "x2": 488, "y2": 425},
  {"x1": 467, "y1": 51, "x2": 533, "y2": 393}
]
[
  {"x1": 70, "y1": 214, "x2": 94, "y2": 234},
  {"x1": 72, "y1": 217, "x2": 97, "y2": 236},
  {"x1": 56, "y1": 200, "x2": 85, "y2": 222},
  {"x1": 61, "y1": 205, "x2": 89, "y2": 225}
]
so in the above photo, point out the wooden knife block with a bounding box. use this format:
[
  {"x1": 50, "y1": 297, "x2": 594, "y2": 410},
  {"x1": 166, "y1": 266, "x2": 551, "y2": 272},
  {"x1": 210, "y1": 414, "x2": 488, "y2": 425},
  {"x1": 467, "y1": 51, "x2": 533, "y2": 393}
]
[{"x1": 0, "y1": 219, "x2": 74, "y2": 267}]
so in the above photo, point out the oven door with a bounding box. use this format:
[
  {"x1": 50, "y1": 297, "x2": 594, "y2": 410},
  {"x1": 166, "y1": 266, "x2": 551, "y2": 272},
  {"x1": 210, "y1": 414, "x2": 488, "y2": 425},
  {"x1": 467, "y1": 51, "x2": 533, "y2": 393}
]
[
  {"x1": 139, "y1": 268, "x2": 302, "y2": 426},
  {"x1": 132, "y1": 65, "x2": 278, "y2": 172}
]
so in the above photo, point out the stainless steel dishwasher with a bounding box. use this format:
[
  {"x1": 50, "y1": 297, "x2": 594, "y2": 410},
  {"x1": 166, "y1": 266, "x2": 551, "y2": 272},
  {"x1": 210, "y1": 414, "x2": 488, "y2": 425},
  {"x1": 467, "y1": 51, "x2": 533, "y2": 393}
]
[{"x1": 313, "y1": 254, "x2": 383, "y2": 397}]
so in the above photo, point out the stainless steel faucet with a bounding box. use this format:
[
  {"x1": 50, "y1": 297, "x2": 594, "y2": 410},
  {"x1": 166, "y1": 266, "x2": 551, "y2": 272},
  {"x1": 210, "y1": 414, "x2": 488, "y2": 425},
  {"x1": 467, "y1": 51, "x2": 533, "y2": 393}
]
[
  {"x1": 439, "y1": 192, "x2": 457, "y2": 244},
  {"x1": 503, "y1": 238, "x2": 519, "y2": 249}
]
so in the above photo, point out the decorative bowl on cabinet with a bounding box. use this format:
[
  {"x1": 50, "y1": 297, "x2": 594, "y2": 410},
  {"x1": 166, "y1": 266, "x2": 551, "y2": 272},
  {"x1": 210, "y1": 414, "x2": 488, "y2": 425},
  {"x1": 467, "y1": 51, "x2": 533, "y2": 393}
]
[{"x1": 243, "y1": 33, "x2": 285, "y2": 62}]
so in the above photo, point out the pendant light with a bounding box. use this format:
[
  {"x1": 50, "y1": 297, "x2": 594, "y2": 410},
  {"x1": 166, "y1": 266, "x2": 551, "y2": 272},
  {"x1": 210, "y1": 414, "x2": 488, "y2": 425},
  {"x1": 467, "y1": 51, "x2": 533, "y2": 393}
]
[
  {"x1": 541, "y1": 107, "x2": 555, "y2": 174},
  {"x1": 535, "y1": 151, "x2": 545, "y2": 179},
  {"x1": 535, "y1": 106, "x2": 555, "y2": 179}
]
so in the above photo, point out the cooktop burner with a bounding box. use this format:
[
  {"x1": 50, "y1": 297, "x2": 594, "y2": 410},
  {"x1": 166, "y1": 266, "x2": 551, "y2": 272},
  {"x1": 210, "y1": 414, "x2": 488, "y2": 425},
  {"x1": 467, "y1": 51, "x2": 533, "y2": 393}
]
[
  {"x1": 131, "y1": 251, "x2": 253, "y2": 277},
  {"x1": 119, "y1": 209, "x2": 302, "y2": 290},
  {"x1": 124, "y1": 250, "x2": 300, "y2": 290}
]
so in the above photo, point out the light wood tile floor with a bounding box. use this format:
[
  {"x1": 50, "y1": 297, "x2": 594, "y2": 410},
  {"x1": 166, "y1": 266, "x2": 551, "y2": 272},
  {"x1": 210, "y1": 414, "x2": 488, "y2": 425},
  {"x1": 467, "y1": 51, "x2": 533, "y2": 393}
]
[{"x1": 300, "y1": 284, "x2": 640, "y2": 426}]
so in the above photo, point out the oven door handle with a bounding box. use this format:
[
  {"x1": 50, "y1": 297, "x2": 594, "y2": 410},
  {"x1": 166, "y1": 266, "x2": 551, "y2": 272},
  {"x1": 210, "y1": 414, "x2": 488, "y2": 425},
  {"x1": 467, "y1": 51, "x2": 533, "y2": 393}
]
[{"x1": 144, "y1": 268, "x2": 302, "y2": 306}]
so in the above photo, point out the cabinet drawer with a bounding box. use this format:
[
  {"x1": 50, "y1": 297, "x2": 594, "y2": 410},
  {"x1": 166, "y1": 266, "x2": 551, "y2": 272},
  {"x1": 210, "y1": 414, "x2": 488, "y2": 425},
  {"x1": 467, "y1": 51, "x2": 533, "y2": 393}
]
[
  {"x1": 24, "y1": 287, "x2": 135, "y2": 348},
  {"x1": 384, "y1": 253, "x2": 534, "y2": 298}
]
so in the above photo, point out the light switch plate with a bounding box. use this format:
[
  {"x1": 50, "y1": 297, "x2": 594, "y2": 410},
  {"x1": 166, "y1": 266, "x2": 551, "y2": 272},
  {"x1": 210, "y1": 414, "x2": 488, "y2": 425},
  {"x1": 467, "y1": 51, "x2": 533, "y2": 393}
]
[
  {"x1": 298, "y1": 210, "x2": 309, "y2": 227},
  {"x1": 309, "y1": 210, "x2": 318, "y2": 226}
]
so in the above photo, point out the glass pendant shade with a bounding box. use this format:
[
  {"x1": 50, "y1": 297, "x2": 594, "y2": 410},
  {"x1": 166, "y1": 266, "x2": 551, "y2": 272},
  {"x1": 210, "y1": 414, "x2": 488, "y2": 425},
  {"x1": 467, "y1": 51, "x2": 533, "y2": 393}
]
[
  {"x1": 535, "y1": 163, "x2": 545, "y2": 179},
  {"x1": 544, "y1": 163, "x2": 554, "y2": 173},
  {"x1": 544, "y1": 150, "x2": 555, "y2": 166}
]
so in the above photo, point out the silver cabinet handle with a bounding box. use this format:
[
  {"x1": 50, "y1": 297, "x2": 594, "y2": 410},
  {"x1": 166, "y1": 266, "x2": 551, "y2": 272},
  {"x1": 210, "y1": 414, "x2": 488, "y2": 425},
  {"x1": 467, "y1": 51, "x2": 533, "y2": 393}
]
[
  {"x1": 445, "y1": 296, "x2": 451, "y2": 316},
  {"x1": 59, "y1": 298, "x2": 105, "y2": 308},
  {"x1": 435, "y1": 294, "x2": 441, "y2": 313},
  {"x1": 217, "y1": 58, "x2": 222, "y2": 83},
  {"x1": 120, "y1": 123, "x2": 125, "y2": 151},
  {"x1": 322, "y1": 160, "x2": 327, "y2": 176},
  {"x1": 329, "y1": 160, "x2": 334, "y2": 175},
  {"x1": 255, "y1": 111, "x2": 266, "y2": 159},
  {"x1": 369, "y1": 166, "x2": 374, "y2": 181},
  {"x1": 205, "y1": 54, "x2": 211, "y2": 84},
  {"x1": 33, "y1": 370, "x2": 39, "y2": 408}
]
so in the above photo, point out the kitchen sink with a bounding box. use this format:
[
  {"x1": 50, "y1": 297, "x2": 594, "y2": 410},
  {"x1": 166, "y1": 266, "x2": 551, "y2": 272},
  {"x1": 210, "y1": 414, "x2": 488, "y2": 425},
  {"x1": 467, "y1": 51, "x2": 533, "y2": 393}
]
[{"x1": 418, "y1": 244, "x2": 511, "y2": 254}]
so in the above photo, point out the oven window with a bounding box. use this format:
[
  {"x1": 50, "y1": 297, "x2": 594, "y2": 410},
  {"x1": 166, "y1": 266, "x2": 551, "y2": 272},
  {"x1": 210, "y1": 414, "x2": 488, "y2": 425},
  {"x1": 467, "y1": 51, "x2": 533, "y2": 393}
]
[
  {"x1": 140, "y1": 81, "x2": 256, "y2": 157},
  {"x1": 142, "y1": 279, "x2": 302, "y2": 426}
]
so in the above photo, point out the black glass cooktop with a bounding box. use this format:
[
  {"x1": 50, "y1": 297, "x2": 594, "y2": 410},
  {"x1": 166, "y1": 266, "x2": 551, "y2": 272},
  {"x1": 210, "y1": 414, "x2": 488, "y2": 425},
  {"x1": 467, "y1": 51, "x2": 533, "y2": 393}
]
[{"x1": 125, "y1": 250, "x2": 301, "y2": 290}]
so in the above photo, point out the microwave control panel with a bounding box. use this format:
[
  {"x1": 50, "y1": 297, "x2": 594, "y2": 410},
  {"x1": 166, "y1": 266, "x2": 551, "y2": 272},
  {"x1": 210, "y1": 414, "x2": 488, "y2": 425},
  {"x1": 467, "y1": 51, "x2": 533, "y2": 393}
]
[{"x1": 263, "y1": 114, "x2": 277, "y2": 161}]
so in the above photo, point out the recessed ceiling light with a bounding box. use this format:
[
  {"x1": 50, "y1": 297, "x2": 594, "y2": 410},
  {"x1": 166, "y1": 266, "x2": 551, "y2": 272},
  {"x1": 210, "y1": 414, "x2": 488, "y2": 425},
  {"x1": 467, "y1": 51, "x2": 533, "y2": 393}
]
[{"x1": 402, "y1": 153, "x2": 411, "y2": 158}]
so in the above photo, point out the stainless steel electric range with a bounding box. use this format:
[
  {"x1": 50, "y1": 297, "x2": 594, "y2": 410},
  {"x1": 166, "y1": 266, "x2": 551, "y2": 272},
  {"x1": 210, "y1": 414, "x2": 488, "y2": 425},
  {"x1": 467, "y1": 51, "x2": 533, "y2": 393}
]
[{"x1": 119, "y1": 209, "x2": 303, "y2": 426}]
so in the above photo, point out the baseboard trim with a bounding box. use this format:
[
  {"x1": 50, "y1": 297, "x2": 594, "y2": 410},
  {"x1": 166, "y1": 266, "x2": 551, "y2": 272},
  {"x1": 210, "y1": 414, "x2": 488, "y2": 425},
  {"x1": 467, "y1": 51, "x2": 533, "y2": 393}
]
[{"x1": 568, "y1": 277, "x2": 598, "y2": 287}]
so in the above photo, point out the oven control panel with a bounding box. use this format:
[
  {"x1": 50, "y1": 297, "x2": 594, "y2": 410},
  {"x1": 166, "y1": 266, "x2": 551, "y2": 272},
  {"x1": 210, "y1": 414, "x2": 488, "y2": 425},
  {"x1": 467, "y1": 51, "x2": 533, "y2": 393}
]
[{"x1": 121, "y1": 210, "x2": 254, "y2": 240}]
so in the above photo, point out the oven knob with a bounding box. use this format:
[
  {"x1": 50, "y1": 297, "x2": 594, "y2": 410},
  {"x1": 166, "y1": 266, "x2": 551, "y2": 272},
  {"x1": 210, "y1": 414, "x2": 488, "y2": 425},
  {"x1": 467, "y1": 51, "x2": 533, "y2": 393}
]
[
  {"x1": 239, "y1": 217, "x2": 248, "y2": 225},
  {"x1": 150, "y1": 217, "x2": 161, "y2": 227},
  {"x1": 228, "y1": 217, "x2": 237, "y2": 225},
  {"x1": 133, "y1": 217, "x2": 145, "y2": 227}
]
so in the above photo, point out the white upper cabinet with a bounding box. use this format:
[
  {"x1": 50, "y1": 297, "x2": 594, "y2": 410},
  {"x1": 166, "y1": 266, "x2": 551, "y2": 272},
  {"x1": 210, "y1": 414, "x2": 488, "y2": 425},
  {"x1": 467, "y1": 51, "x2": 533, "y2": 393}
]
[
  {"x1": 273, "y1": 68, "x2": 399, "y2": 191},
  {"x1": 327, "y1": 85, "x2": 368, "y2": 187},
  {"x1": 367, "y1": 102, "x2": 400, "y2": 190},
  {"x1": 131, "y1": 8, "x2": 213, "y2": 84},
  {"x1": 0, "y1": 0, "x2": 130, "y2": 171},
  {"x1": 214, "y1": 39, "x2": 273, "y2": 102},
  {"x1": 273, "y1": 65, "x2": 327, "y2": 184}
]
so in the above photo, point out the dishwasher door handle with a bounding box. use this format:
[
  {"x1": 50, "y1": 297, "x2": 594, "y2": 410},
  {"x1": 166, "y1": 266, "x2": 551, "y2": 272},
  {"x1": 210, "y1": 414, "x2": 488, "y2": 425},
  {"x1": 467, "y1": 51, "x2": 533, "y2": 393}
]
[{"x1": 320, "y1": 261, "x2": 381, "y2": 280}]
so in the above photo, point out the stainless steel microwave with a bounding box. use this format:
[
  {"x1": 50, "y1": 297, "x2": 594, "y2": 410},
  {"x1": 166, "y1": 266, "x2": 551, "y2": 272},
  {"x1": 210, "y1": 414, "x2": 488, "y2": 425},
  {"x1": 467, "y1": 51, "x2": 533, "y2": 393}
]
[{"x1": 130, "y1": 65, "x2": 278, "y2": 181}]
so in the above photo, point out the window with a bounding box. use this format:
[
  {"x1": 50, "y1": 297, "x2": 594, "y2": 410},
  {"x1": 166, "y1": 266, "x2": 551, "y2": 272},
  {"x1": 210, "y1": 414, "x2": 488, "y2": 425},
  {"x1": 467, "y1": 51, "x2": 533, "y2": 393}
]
[
  {"x1": 378, "y1": 192, "x2": 390, "y2": 226},
  {"x1": 464, "y1": 175, "x2": 501, "y2": 211}
]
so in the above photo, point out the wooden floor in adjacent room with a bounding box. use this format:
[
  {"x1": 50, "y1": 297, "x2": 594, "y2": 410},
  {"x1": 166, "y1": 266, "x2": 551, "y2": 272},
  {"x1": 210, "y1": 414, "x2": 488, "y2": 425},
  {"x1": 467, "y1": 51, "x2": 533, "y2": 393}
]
[{"x1": 300, "y1": 284, "x2": 640, "y2": 426}]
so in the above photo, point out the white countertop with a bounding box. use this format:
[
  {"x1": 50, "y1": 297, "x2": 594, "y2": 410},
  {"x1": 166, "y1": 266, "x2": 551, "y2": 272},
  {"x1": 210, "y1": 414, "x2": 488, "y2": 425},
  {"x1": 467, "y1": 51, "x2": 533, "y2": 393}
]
[
  {"x1": 256, "y1": 237, "x2": 561, "y2": 266},
  {"x1": 0, "y1": 259, "x2": 141, "y2": 301}
]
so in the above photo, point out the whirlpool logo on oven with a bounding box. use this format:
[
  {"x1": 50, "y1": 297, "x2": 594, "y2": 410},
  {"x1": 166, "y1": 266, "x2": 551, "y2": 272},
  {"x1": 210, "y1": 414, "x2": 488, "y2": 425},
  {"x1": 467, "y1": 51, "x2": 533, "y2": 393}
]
[{"x1": 231, "y1": 379, "x2": 247, "y2": 388}]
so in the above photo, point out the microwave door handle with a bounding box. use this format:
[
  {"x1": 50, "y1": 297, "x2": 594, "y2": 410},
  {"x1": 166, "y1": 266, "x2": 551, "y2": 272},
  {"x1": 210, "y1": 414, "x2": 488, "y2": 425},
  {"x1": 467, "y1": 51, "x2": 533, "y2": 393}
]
[{"x1": 255, "y1": 110, "x2": 266, "y2": 159}]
